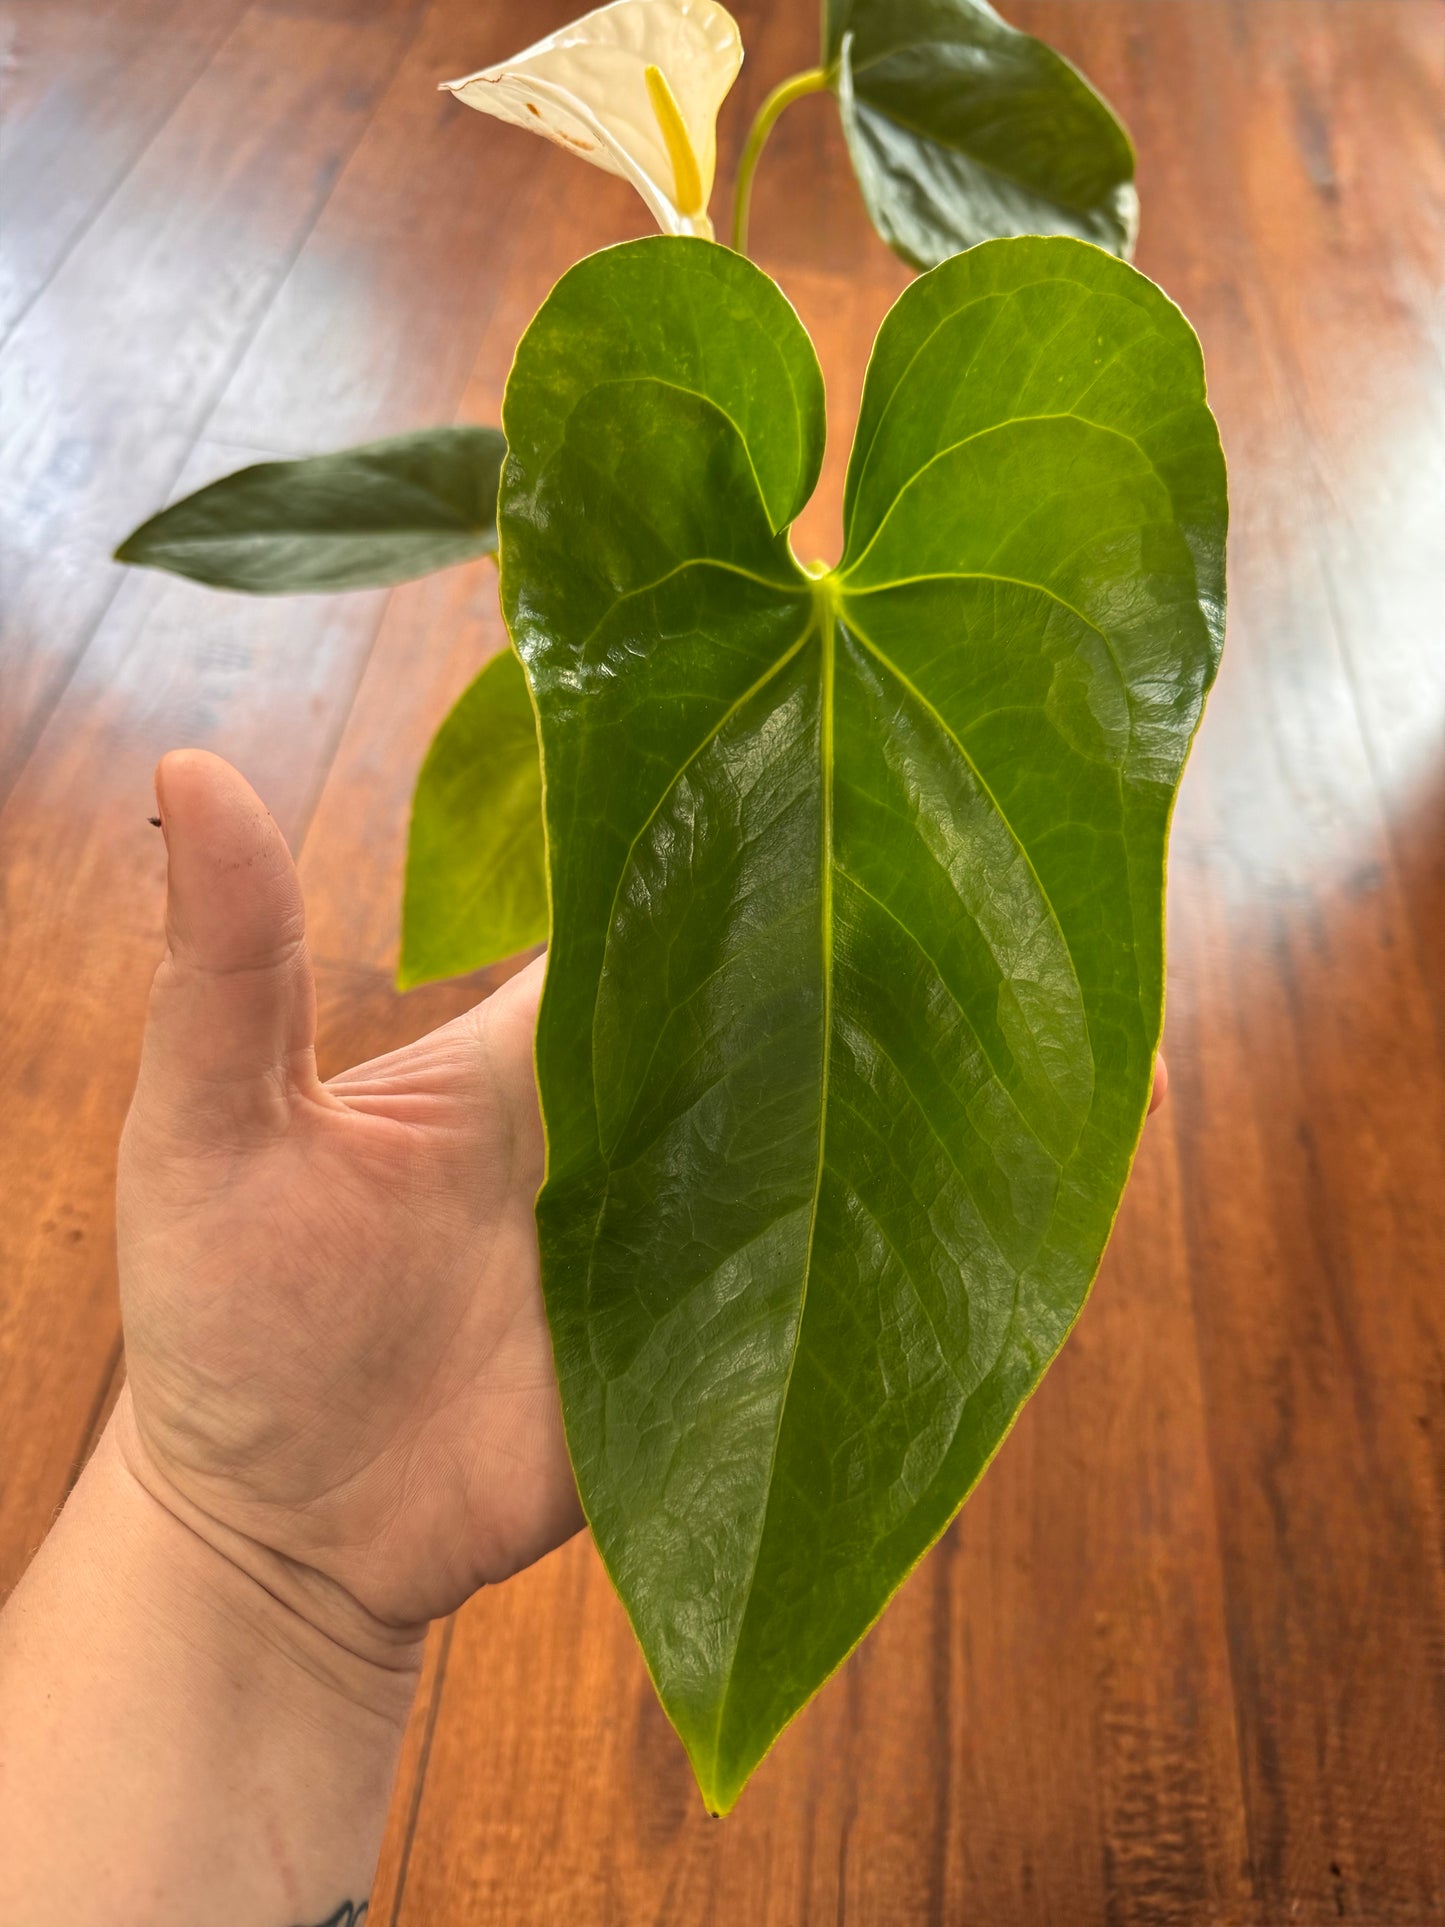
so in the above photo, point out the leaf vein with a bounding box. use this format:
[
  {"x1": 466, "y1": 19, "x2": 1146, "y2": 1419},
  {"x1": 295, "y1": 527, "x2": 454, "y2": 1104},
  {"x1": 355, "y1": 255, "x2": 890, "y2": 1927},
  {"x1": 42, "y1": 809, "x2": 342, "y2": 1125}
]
[
  {"x1": 839, "y1": 608, "x2": 1095, "y2": 1088},
  {"x1": 841, "y1": 409, "x2": 1169, "y2": 584},
  {"x1": 833, "y1": 863, "x2": 1063, "y2": 1175}
]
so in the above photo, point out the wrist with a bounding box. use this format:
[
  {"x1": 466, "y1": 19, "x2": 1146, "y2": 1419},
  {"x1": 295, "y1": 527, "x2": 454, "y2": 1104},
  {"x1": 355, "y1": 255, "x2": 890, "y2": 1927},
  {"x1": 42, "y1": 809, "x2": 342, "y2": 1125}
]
[
  {"x1": 100, "y1": 1395, "x2": 425, "y2": 1730},
  {"x1": 0, "y1": 1399, "x2": 421, "y2": 1921}
]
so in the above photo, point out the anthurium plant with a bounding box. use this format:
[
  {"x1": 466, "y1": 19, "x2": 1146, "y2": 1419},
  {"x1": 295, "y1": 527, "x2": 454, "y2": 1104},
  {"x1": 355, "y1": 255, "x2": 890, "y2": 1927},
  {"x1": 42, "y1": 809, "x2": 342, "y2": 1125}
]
[{"x1": 117, "y1": 0, "x2": 1226, "y2": 1814}]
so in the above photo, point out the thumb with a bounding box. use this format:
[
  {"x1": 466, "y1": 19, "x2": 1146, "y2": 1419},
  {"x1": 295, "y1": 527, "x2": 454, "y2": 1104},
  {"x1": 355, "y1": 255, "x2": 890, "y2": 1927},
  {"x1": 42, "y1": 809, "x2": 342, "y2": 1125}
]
[{"x1": 135, "y1": 750, "x2": 318, "y2": 1137}]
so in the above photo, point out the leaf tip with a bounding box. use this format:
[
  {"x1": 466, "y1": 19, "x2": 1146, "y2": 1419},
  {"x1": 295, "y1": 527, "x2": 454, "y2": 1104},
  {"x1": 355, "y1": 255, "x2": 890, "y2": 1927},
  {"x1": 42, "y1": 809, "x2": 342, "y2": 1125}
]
[
  {"x1": 695, "y1": 1769, "x2": 746, "y2": 1819},
  {"x1": 683, "y1": 1732, "x2": 752, "y2": 1818}
]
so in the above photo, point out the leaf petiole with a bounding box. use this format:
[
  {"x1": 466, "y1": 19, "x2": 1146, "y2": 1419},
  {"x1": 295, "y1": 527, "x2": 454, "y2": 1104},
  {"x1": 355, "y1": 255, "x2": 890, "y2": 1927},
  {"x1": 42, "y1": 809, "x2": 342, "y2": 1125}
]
[{"x1": 730, "y1": 66, "x2": 829, "y2": 256}]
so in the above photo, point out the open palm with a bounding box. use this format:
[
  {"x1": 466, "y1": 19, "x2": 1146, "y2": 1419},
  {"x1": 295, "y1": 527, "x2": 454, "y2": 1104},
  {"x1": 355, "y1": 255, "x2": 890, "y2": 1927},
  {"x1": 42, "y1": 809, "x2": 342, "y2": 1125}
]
[{"x1": 116, "y1": 751, "x2": 581, "y2": 1639}]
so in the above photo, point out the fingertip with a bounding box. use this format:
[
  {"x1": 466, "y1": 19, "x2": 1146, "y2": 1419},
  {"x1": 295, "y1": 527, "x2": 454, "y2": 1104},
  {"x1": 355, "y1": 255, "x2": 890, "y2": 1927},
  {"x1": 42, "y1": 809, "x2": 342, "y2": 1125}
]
[
  {"x1": 154, "y1": 749, "x2": 276, "y2": 858},
  {"x1": 138, "y1": 752, "x2": 317, "y2": 1123},
  {"x1": 154, "y1": 750, "x2": 303, "y2": 974},
  {"x1": 1149, "y1": 1053, "x2": 1169, "y2": 1116},
  {"x1": 154, "y1": 747, "x2": 258, "y2": 825}
]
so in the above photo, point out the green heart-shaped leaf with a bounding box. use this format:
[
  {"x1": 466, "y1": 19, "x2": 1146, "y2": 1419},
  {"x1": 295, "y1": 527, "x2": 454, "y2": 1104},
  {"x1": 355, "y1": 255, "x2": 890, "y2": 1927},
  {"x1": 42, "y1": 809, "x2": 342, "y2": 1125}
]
[
  {"x1": 114, "y1": 426, "x2": 506, "y2": 593},
  {"x1": 501, "y1": 234, "x2": 1224, "y2": 1812},
  {"x1": 826, "y1": 0, "x2": 1137, "y2": 269},
  {"x1": 399, "y1": 645, "x2": 548, "y2": 988}
]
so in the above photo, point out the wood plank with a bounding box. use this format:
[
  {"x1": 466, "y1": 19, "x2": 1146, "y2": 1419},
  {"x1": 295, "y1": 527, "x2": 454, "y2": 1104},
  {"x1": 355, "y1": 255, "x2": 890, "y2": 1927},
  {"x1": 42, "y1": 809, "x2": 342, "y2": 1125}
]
[
  {"x1": 1211, "y1": 1, "x2": 1445, "y2": 1051},
  {"x1": 1118, "y1": 3, "x2": 1445, "y2": 1915},
  {"x1": 208, "y1": 0, "x2": 585, "y2": 456},
  {"x1": 1168, "y1": 816, "x2": 1445, "y2": 1921},
  {"x1": 0, "y1": 0, "x2": 248, "y2": 337},
  {"x1": 0, "y1": 3, "x2": 413, "y2": 801},
  {"x1": 924, "y1": 1124, "x2": 1253, "y2": 1927},
  {"x1": 257, "y1": 0, "x2": 427, "y2": 22},
  {"x1": 1166, "y1": 626, "x2": 1445, "y2": 1912}
]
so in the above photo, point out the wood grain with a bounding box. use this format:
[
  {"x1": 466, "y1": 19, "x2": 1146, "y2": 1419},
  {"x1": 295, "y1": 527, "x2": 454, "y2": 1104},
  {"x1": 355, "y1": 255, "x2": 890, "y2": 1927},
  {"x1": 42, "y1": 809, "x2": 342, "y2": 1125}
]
[
  {"x1": 2, "y1": 2, "x2": 1442, "y2": 1920},
  {"x1": 0, "y1": 2, "x2": 413, "y2": 796},
  {"x1": 0, "y1": 0, "x2": 247, "y2": 337},
  {"x1": 207, "y1": 0, "x2": 560, "y2": 457}
]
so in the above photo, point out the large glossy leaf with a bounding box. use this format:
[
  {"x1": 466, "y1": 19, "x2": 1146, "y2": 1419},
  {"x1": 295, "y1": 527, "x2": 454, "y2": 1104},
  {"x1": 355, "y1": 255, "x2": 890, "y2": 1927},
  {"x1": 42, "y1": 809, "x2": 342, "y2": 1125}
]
[
  {"x1": 825, "y1": 0, "x2": 1137, "y2": 269},
  {"x1": 114, "y1": 426, "x2": 506, "y2": 593},
  {"x1": 501, "y1": 234, "x2": 1225, "y2": 1812},
  {"x1": 399, "y1": 646, "x2": 549, "y2": 988}
]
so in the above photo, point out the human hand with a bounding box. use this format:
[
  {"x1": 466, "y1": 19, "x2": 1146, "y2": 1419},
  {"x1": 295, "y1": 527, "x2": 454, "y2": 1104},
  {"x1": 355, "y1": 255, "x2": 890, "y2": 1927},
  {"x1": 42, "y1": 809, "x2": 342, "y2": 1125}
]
[
  {"x1": 112, "y1": 747, "x2": 1168, "y2": 1657},
  {"x1": 115, "y1": 750, "x2": 583, "y2": 1656}
]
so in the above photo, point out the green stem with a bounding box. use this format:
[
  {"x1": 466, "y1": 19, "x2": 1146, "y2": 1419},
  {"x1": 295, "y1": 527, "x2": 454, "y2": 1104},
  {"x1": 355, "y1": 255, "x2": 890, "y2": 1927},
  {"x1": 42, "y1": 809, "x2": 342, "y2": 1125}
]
[{"x1": 731, "y1": 67, "x2": 830, "y2": 256}]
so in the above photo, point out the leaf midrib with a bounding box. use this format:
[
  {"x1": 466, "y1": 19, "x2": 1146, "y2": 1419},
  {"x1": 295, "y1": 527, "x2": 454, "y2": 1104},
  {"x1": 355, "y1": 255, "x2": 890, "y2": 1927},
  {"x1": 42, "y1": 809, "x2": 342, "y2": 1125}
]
[
  {"x1": 701, "y1": 563, "x2": 1104, "y2": 1781},
  {"x1": 142, "y1": 513, "x2": 484, "y2": 551},
  {"x1": 706, "y1": 574, "x2": 838, "y2": 1787}
]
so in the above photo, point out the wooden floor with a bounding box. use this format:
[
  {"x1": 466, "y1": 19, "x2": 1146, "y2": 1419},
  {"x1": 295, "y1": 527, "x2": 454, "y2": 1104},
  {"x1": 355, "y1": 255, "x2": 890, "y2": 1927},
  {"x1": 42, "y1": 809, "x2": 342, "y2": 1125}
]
[{"x1": 2, "y1": 0, "x2": 1443, "y2": 1919}]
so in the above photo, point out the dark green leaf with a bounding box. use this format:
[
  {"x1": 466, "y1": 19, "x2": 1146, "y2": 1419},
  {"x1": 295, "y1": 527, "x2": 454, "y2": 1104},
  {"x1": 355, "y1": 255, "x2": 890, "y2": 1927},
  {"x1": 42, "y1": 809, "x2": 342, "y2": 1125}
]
[
  {"x1": 399, "y1": 646, "x2": 548, "y2": 988},
  {"x1": 826, "y1": 0, "x2": 1137, "y2": 269},
  {"x1": 114, "y1": 426, "x2": 506, "y2": 593},
  {"x1": 501, "y1": 235, "x2": 1225, "y2": 1812}
]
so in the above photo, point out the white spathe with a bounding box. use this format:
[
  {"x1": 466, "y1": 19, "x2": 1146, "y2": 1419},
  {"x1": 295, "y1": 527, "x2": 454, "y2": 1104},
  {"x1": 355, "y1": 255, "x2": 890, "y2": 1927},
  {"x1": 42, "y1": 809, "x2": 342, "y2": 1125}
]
[{"x1": 442, "y1": 0, "x2": 743, "y2": 240}]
